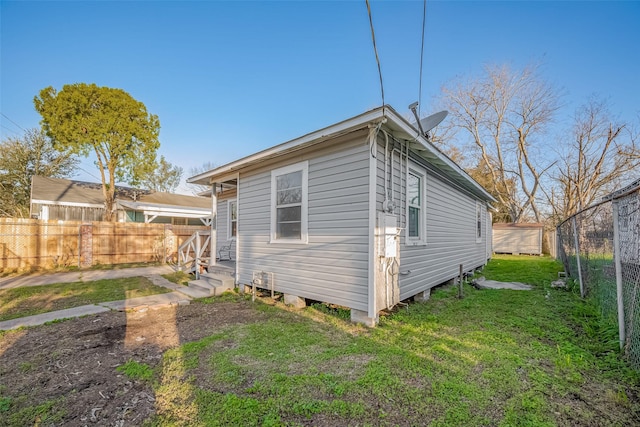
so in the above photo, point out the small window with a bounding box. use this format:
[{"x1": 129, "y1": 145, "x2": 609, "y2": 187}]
[
  {"x1": 228, "y1": 200, "x2": 237, "y2": 239},
  {"x1": 476, "y1": 202, "x2": 482, "y2": 243},
  {"x1": 406, "y1": 162, "x2": 426, "y2": 245},
  {"x1": 271, "y1": 161, "x2": 308, "y2": 243}
]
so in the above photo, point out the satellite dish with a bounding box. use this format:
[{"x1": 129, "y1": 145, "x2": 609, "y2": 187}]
[{"x1": 419, "y1": 110, "x2": 448, "y2": 135}]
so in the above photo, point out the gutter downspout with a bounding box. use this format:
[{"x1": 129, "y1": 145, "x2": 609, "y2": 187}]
[{"x1": 234, "y1": 173, "x2": 240, "y2": 283}]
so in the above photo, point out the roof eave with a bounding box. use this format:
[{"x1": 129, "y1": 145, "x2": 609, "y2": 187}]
[
  {"x1": 116, "y1": 200, "x2": 211, "y2": 216},
  {"x1": 187, "y1": 107, "x2": 387, "y2": 185},
  {"x1": 188, "y1": 105, "x2": 495, "y2": 203},
  {"x1": 381, "y1": 109, "x2": 496, "y2": 203}
]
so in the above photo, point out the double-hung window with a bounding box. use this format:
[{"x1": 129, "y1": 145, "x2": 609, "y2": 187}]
[
  {"x1": 228, "y1": 200, "x2": 237, "y2": 239},
  {"x1": 271, "y1": 161, "x2": 308, "y2": 243},
  {"x1": 406, "y1": 161, "x2": 427, "y2": 245}
]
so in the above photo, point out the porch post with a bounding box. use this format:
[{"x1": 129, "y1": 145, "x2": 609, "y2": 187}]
[
  {"x1": 234, "y1": 173, "x2": 240, "y2": 282},
  {"x1": 209, "y1": 184, "x2": 218, "y2": 268}
]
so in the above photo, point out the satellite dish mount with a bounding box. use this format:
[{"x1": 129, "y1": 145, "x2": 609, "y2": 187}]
[{"x1": 408, "y1": 102, "x2": 448, "y2": 142}]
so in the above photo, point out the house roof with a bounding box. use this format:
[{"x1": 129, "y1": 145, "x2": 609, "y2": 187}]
[
  {"x1": 31, "y1": 176, "x2": 212, "y2": 216},
  {"x1": 188, "y1": 105, "x2": 495, "y2": 202}
]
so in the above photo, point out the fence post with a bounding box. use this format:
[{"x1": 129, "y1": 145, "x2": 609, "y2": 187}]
[
  {"x1": 79, "y1": 223, "x2": 93, "y2": 268},
  {"x1": 571, "y1": 216, "x2": 585, "y2": 298},
  {"x1": 77, "y1": 223, "x2": 82, "y2": 268},
  {"x1": 458, "y1": 264, "x2": 464, "y2": 299},
  {"x1": 612, "y1": 199, "x2": 626, "y2": 350},
  {"x1": 195, "y1": 231, "x2": 201, "y2": 280}
]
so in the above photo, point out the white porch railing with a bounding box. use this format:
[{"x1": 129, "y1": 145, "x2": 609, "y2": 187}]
[{"x1": 176, "y1": 229, "x2": 211, "y2": 279}]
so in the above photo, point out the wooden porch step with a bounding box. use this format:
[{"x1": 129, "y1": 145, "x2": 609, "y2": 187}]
[{"x1": 188, "y1": 272, "x2": 235, "y2": 296}]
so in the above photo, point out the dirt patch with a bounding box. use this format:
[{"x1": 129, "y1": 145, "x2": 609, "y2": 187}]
[{"x1": 0, "y1": 300, "x2": 268, "y2": 426}]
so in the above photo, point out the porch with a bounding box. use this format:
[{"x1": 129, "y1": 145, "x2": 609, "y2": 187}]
[{"x1": 174, "y1": 229, "x2": 237, "y2": 279}]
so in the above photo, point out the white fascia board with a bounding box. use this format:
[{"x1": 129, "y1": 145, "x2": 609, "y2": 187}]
[
  {"x1": 31, "y1": 199, "x2": 104, "y2": 209},
  {"x1": 117, "y1": 200, "x2": 211, "y2": 216},
  {"x1": 143, "y1": 210, "x2": 210, "y2": 219},
  {"x1": 187, "y1": 108, "x2": 386, "y2": 185}
]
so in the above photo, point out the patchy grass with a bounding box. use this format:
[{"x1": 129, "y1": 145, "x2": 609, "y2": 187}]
[
  {"x1": 0, "y1": 277, "x2": 170, "y2": 321},
  {"x1": 0, "y1": 261, "x2": 164, "y2": 277},
  {"x1": 117, "y1": 360, "x2": 155, "y2": 382},
  {"x1": 89, "y1": 261, "x2": 164, "y2": 271},
  {"x1": 0, "y1": 396, "x2": 65, "y2": 426},
  {"x1": 142, "y1": 255, "x2": 640, "y2": 426},
  {"x1": 162, "y1": 271, "x2": 193, "y2": 286}
]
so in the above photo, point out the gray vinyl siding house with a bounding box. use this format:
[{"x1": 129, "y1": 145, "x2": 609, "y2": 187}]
[{"x1": 190, "y1": 105, "x2": 494, "y2": 326}]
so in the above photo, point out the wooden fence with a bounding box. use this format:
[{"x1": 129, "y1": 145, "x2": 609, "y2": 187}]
[{"x1": 0, "y1": 218, "x2": 208, "y2": 272}]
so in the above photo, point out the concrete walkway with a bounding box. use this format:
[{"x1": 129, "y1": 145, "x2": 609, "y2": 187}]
[
  {"x1": 0, "y1": 265, "x2": 211, "y2": 331},
  {"x1": 0, "y1": 265, "x2": 176, "y2": 289}
]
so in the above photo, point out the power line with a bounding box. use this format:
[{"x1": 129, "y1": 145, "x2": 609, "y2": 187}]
[
  {"x1": 1, "y1": 124, "x2": 21, "y2": 136},
  {"x1": 418, "y1": 0, "x2": 427, "y2": 118},
  {"x1": 0, "y1": 113, "x2": 26, "y2": 132},
  {"x1": 365, "y1": 0, "x2": 385, "y2": 115}
]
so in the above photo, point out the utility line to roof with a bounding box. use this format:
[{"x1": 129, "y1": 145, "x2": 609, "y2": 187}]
[
  {"x1": 418, "y1": 0, "x2": 427, "y2": 118},
  {"x1": 365, "y1": 0, "x2": 385, "y2": 116},
  {"x1": 1, "y1": 113, "x2": 26, "y2": 132}
]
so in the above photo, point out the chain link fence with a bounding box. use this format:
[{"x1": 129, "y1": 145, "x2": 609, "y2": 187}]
[{"x1": 557, "y1": 179, "x2": 640, "y2": 369}]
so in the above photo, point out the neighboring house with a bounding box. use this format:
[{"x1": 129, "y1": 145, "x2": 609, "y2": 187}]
[
  {"x1": 493, "y1": 223, "x2": 544, "y2": 255},
  {"x1": 188, "y1": 105, "x2": 495, "y2": 326},
  {"x1": 30, "y1": 176, "x2": 212, "y2": 225}
]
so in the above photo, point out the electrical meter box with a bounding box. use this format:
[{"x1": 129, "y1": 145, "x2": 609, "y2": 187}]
[{"x1": 378, "y1": 213, "x2": 399, "y2": 258}]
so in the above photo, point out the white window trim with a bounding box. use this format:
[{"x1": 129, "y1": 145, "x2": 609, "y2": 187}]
[
  {"x1": 227, "y1": 199, "x2": 237, "y2": 240},
  {"x1": 270, "y1": 160, "x2": 309, "y2": 244},
  {"x1": 476, "y1": 201, "x2": 483, "y2": 243},
  {"x1": 406, "y1": 161, "x2": 427, "y2": 246}
]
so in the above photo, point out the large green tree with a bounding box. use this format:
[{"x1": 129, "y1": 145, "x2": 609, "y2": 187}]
[
  {"x1": 140, "y1": 155, "x2": 183, "y2": 193},
  {"x1": 34, "y1": 83, "x2": 160, "y2": 221},
  {"x1": 0, "y1": 128, "x2": 78, "y2": 217}
]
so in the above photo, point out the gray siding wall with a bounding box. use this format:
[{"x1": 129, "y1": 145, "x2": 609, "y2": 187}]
[
  {"x1": 236, "y1": 136, "x2": 371, "y2": 311},
  {"x1": 374, "y1": 137, "x2": 490, "y2": 300},
  {"x1": 399, "y1": 171, "x2": 489, "y2": 299}
]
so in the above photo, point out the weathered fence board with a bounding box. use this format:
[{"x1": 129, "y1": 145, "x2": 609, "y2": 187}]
[{"x1": 0, "y1": 218, "x2": 207, "y2": 271}]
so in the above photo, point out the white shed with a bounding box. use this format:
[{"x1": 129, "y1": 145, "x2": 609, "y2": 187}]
[{"x1": 493, "y1": 223, "x2": 544, "y2": 255}]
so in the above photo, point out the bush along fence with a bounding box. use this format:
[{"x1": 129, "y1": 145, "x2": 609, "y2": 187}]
[
  {"x1": 0, "y1": 218, "x2": 208, "y2": 272},
  {"x1": 557, "y1": 179, "x2": 640, "y2": 369}
]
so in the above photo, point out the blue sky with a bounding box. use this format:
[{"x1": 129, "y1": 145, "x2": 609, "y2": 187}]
[{"x1": 1, "y1": 1, "x2": 638, "y2": 193}]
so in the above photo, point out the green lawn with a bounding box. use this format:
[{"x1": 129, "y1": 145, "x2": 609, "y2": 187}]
[
  {"x1": 0, "y1": 277, "x2": 171, "y2": 321},
  {"x1": 144, "y1": 255, "x2": 640, "y2": 426},
  {"x1": 162, "y1": 271, "x2": 193, "y2": 286},
  {"x1": 3, "y1": 256, "x2": 637, "y2": 425}
]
